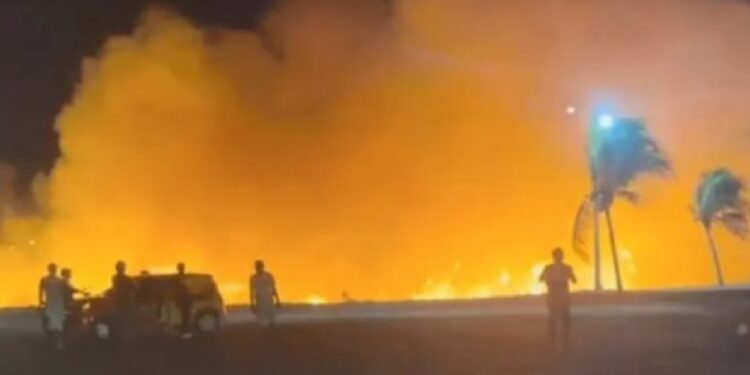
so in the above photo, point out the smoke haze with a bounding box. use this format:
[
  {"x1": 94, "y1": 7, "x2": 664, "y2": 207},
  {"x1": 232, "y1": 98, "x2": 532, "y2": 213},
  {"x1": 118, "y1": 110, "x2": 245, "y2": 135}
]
[{"x1": 1, "y1": 0, "x2": 749, "y2": 305}]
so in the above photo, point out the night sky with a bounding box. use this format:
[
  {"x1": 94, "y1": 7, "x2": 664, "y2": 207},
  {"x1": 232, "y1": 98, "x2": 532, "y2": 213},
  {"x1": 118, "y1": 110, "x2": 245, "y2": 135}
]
[{"x1": 0, "y1": 0, "x2": 272, "y2": 191}]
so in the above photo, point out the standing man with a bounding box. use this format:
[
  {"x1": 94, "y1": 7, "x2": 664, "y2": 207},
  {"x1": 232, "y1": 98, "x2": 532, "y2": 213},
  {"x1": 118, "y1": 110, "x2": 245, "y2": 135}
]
[
  {"x1": 111, "y1": 261, "x2": 135, "y2": 340},
  {"x1": 539, "y1": 247, "x2": 577, "y2": 352},
  {"x1": 61, "y1": 268, "x2": 86, "y2": 336},
  {"x1": 175, "y1": 262, "x2": 193, "y2": 338},
  {"x1": 39, "y1": 263, "x2": 66, "y2": 350},
  {"x1": 250, "y1": 260, "x2": 281, "y2": 327}
]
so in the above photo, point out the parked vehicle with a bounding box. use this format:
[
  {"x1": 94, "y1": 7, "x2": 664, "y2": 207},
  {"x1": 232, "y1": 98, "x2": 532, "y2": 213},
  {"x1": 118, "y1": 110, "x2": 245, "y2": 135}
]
[{"x1": 82, "y1": 273, "x2": 225, "y2": 340}]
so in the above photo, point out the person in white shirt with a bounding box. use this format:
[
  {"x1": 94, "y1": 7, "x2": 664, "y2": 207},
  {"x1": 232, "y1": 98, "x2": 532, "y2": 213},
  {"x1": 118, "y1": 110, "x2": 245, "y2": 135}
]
[
  {"x1": 250, "y1": 260, "x2": 280, "y2": 327},
  {"x1": 39, "y1": 263, "x2": 66, "y2": 350}
]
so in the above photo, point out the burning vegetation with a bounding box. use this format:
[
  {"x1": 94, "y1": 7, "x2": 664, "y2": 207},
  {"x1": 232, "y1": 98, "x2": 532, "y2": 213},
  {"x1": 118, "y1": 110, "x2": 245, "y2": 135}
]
[{"x1": 1, "y1": 0, "x2": 750, "y2": 306}]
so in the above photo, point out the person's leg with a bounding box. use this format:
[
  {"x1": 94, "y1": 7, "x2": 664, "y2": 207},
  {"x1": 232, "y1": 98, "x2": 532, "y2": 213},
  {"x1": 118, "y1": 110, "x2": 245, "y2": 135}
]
[
  {"x1": 112, "y1": 311, "x2": 122, "y2": 341},
  {"x1": 48, "y1": 314, "x2": 65, "y2": 350},
  {"x1": 547, "y1": 304, "x2": 557, "y2": 351},
  {"x1": 179, "y1": 303, "x2": 192, "y2": 336},
  {"x1": 257, "y1": 299, "x2": 274, "y2": 328},
  {"x1": 561, "y1": 304, "x2": 571, "y2": 352},
  {"x1": 179, "y1": 305, "x2": 188, "y2": 332}
]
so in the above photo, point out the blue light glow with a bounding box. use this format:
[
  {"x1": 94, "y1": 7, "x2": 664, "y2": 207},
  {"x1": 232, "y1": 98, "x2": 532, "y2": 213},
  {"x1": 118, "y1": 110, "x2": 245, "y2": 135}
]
[{"x1": 597, "y1": 114, "x2": 615, "y2": 129}]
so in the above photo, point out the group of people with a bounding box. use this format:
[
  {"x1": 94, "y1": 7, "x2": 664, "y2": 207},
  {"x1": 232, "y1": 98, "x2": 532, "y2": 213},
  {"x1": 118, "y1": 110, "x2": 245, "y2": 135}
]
[
  {"x1": 38, "y1": 258, "x2": 282, "y2": 349},
  {"x1": 39, "y1": 251, "x2": 569, "y2": 352},
  {"x1": 38, "y1": 264, "x2": 87, "y2": 350}
]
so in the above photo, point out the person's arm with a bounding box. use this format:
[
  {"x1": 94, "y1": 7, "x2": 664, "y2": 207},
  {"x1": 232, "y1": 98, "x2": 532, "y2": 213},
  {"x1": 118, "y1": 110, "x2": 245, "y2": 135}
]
[
  {"x1": 249, "y1": 277, "x2": 256, "y2": 311},
  {"x1": 272, "y1": 276, "x2": 281, "y2": 307},
  {"x1": 539, "y1": 266, "x2": 548, "y2": 283},
  {"x1": 569, "y1": 266, "x2": 577, "y2": 284},
  {"x1": 38, "y1": 279, "x2": 45, "y2": 307},
  {"x1": 71, "y1": 284, "x2": 85, "y2": 296}
]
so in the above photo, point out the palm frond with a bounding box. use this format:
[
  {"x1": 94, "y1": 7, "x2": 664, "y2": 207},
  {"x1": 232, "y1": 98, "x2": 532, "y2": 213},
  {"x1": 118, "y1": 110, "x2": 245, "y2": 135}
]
[
  {"x1": 572, "y1": 197, "x2": 593, "y2": 264},
  {"x1": 718, "y1": 211, "x2": 748, "y2": 239},
  {"x1": 591, "y1": 118, "x2": 671, "y2": 194},
  {"x1": 695, "y1": 168, "x2": 748, "y2": 239},
  {"x1": 615, "y1": 189, "x2": 640, "y2": 205}
]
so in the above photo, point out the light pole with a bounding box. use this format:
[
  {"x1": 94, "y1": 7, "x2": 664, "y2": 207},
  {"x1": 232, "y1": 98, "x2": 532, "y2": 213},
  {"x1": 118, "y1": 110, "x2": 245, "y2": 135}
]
[{"x1": 591, "y1": 113, "x2": 615, "y2": 292}]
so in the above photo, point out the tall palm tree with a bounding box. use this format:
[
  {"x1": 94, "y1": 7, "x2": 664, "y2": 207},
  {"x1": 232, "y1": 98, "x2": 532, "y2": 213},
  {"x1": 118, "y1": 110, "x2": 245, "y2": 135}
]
[
  {"x1": 694, "y1": 168, "x2": 748, "y2": 286},
  {"x1": 573, "y1": 117, "x2": 670, "y2": 292}
]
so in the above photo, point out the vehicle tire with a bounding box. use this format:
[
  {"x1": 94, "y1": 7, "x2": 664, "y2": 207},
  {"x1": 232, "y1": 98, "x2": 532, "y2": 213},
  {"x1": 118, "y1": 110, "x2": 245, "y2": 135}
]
[
  {"x1": 93, "y1": 320, "x2": 112, "y2": 341},
  {"x1": 194, "y1": 310, "x2": 220, "y2": 335},
  {"x1": 737, "y1": 322, "x2": 750, "y2": 337}
]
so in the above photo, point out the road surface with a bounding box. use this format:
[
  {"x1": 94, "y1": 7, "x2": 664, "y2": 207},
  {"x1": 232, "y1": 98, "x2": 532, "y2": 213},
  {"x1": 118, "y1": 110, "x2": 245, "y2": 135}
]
[{"x1": 1, "y1": 290, "x2": 749, "y2": 374}]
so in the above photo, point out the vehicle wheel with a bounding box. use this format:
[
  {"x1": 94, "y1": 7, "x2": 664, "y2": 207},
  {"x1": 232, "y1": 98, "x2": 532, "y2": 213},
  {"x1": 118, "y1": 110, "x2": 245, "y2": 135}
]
[
  {"x1": 194, "y1": 310, "x2": 220, "y2": 334},
  {"x1": 94, "y1": 321, "x2": 112, "y2": 341},
  {"x1": 737, "y1": 322, "x2": 749, "y2": 337}
]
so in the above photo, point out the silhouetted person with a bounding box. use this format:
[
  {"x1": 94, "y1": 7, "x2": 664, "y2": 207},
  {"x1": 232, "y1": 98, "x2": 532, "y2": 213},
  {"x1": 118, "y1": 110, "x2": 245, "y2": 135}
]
[
  {"x1": 39, "y1": 263, "x2": 65, "y2": 350},
  {"x1": 111, "y1": 261, "x2": 135, "y2": 339},
  {"x1": 61, "y1": 268, "x2": 84, "y2": 309},
  {"x1": 539, "y1": 248, "x2": 577, "y2": 352},
  {"x1": 61, "y1": 268, "x2": 86, "y2": 337},
  {"x1": 250, "y1": 260, "x2": 280, "y2": 327},
  {"x1": 175, "y1": 262, "x2": 193, "y2": 338},
  {"x1": 342, "y1": 290, "x2": 354, "y2": 303}
]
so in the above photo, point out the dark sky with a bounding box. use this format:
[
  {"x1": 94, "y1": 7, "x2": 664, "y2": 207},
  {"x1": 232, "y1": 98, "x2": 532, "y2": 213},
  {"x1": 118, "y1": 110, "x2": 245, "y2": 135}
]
[{"x1": 0, "y1": 0, "x2": 272, "y2": 191}]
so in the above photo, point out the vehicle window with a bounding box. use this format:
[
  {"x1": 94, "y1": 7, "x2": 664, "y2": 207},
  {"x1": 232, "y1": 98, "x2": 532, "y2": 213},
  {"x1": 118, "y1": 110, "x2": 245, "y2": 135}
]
[
  {"x1": 136, "y1": 278, "x2": 164, "y2": 304},
  {"x1": 182, "y1": 276, "x2": 216, "y2": 297}
]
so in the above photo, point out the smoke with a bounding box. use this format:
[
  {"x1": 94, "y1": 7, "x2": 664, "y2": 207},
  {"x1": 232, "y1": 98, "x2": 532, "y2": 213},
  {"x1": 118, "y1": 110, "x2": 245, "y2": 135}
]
[{"x1": 2, "y1": 0, "x2": 750, "y2": 305}]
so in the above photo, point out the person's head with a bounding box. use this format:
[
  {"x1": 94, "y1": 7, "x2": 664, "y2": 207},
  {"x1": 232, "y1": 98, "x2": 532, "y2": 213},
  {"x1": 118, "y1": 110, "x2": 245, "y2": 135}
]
[
  {"x1": 47, "y1": 263, "x2": 57, "y2": 276},
  {"x1": 115, "y1": 261, "x2": 126, "y2": 275},
  {"x1": 61, "y1": 268, "x2": 71, "y2": 281},
  {"x1": 177, "y1": 262, "x2": 185, "y2": 275},
  {"x1": 552, "y1": 247, "x2": 564, "y2": 263},
  {"x1": 255, "y1": 260, "x2": 265, "y2": 273}
]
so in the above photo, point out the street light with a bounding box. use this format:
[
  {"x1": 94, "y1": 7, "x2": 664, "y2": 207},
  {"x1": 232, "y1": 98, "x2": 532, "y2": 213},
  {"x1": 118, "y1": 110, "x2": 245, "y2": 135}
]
[{"x1": 597, "y1": 114, "x2": 615, "y2": 129}]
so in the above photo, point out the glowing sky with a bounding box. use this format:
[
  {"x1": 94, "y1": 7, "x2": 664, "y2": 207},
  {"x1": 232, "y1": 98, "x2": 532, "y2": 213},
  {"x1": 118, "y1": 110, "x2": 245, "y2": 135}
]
[{"x1": 1, "y1": 0, "x2": 749, "y2": 306}]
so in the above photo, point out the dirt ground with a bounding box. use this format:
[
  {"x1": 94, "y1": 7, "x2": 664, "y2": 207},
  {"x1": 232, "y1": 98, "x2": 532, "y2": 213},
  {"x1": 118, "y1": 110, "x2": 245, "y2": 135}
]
[{"x1": 1, "y1": 291, "x2": 750, "y2": 374}]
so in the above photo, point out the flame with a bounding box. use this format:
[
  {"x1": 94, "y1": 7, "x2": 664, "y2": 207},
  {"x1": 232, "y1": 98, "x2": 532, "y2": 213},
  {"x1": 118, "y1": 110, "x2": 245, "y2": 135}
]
[
  {"x1": 218, "y1": 282, "x2": 244, "y2": 302},
  {"x1": 306, "y1": 295, "x2": 327, "y2": 305},
  {"x1": 412, "y1": 279, "x2": 457, "y2": 301},
  {"x1": 1, "y1": 1, "x2": 750, "y2": 307},
  {"x1": 528, "y1": 263, "x2": 546, "y2": 296}
]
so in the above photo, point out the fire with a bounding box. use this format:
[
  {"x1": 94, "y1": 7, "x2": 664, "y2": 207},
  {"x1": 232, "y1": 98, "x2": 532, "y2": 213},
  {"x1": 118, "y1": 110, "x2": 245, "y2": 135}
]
[
  {"x1": 218, "y1": 282, "x2": 244, "y2": 302},
  {"x1": 306, "y1": 295, "x2": 327, "y2": 306},
  {"x1": 412, "y1": 279, "x2": 457, "y2": 301},
  {"x1": 1, "y1": 1, "x2": 750, "y2": 307},
  {"x1": 411, "y1": 266, "x2": 549, "y2": 301},
  {"x1": 527, "y1": 263, "x2": 546, "y2": 296}
]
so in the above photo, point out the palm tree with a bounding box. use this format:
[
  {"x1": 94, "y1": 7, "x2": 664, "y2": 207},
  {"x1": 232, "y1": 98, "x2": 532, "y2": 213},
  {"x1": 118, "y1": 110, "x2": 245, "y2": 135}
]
[
  {"x1": 694, "y1": 168, "x2": 748, "y2": 286},
  {"x1": 573, "y1": 117, "x2": 670, "y2": 292}
]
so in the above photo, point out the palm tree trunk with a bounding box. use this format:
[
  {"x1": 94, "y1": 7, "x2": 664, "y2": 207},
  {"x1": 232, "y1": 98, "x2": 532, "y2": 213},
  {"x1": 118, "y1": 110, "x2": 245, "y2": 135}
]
[
  {"x1": 604, "y1": 207, "x2": 623, "y2": 292},
  {"x1": 593, "y1": 199, "x2": 603, "y2": 291},
  {"x1": 704, "y1": 225, "x2": 725, "y2": 286}
]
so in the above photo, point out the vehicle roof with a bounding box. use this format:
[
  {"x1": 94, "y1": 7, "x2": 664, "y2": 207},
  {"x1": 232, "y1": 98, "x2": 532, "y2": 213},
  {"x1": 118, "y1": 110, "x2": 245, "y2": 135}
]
[{"x1": 133, "y1": 273, "x2": 214, "y2": 281}]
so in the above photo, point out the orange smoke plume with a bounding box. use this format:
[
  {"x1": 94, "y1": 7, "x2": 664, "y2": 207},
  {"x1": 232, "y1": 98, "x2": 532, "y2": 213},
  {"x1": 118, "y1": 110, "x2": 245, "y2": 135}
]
[{"x1": 1, "y1": 0, "x2": 750, "y2": 306}]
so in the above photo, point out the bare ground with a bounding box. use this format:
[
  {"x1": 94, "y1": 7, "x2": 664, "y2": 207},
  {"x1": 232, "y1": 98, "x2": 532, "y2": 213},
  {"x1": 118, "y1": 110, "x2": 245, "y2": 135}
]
[{"x1": 1, "y1": 290, "x2": 750, "y2": 375}]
